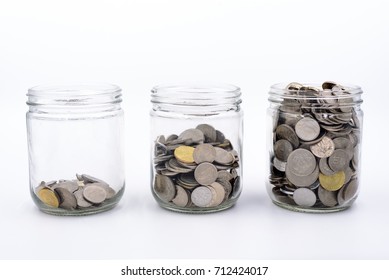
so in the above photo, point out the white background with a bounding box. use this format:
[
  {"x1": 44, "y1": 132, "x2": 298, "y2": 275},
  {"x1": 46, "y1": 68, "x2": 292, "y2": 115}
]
[{"x1": 0, "y1": 0, "x2": 388, "y2": 260}]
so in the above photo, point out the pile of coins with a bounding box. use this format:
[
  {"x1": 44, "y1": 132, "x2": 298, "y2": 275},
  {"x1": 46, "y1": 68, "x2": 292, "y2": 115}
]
[
  {"x1": 270, "y1": 81, "x2": 361, "y2": 209},
  {"x1": 35, "y1": 174, "x2": 117, "y2": 210},
  {"x1": 153, "y1": 124, "x2": 241, "y2": 209}
]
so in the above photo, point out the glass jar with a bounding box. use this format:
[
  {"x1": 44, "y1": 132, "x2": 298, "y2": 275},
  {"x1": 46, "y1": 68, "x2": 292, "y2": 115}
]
[
  {"x1": 150, "y1": 83, "x2": 243, "y2": 213},
  {"x1": 26, "y1": 84, "x2": 125, "y2": 215},
  {"x1": 267, "y1": 82, "x2": 363, "y2": 213}
]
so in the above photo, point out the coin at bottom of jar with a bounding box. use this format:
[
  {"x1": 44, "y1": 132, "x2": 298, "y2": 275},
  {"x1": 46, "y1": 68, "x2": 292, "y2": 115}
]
[
  {"x1": 154, "y1": 174, "x2": 176, "y2": 203},
  {"x1": 172, "y1": 185, "x2": 190, "y2": 207},
  {"x1": 317, "y1": 186, "x2": 338, "y2": 207},
  {"x1": 83, "y1": 184, "x2": 107, "y2": 204},
  {"x1": 293, "y1": 188, "x2": 316, "y2": 207},
  {"x1": 209, "y1": 182, "x2": 226, "y2": 207},
  {"x1": 37, "y1": 187, "x2": 60, "y2": 208},
  {"x1": 191, "y1": 186, "x2": 216, "y2": 208}
]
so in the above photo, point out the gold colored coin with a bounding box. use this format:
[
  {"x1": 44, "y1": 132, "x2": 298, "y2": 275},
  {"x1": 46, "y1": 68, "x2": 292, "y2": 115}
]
[
  {"x1": 38, "y1": 187, "x2": 60, "y2": 208},
  {"x1": 319, "y1": 171, "x2": 346, "y2": 191},
  {"x1": 174, "y1": 145, "x2": 195, "y2": 164}
]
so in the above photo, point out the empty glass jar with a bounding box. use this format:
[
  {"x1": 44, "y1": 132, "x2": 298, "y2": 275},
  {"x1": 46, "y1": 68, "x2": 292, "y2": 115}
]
[
  {"x1": 267, "y1": 82, "x2": 363, "y2": 213},
  {"x1": 150, "y1": 83, "x2": 243, "y2": 213},
  {"x1": 26, "y1": 84, "x2": 125, "y2": 215}
]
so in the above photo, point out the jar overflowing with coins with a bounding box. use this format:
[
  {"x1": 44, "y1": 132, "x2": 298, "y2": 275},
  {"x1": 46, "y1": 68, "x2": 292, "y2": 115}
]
[
  {"x1": 150, "y1": 84, "x2": 243, "y2": 213},
  {"x1": 267, "y1": 82, "x2": 363, "y2": 213},
  {"x1": 26, "y1": 84, "x2": 125, "y2": 215}
]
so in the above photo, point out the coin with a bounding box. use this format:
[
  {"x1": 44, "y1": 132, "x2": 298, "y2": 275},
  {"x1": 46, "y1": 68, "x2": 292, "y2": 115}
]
[
  {"x1": 37, "y1": 187, "x2": 60, "y2": 208},
  {"x1": 273, "y1": 157, "x2": 287, "y2": 172},
  {"x1": 343, "y1": 179, "x2": 358, "y2": 203},
  {"x1": 293, "y1": 188, "x2": 316, "y2": 207},
  {"x1": 276, "y1": 124, "x2": 300, "y2": 148},
  {"x1": 319, "y1": 157, "x2": 336, "y2": 176},
  {"x1": 286, "y1": 164, "x2": 319, "y2": 187},
  {"x1": 191, "y1": 186, "x2": 216, "y2": 207},
  {"x1": 216, "y1": 179, "x2": 232, "y2": 199},
  {"x1": 194, "y1": 162, "x2": 218, "y2": 185},
  {"x1": 83, "y1": 184, "x2": 107, "y2": 204},
  {"x1": 91, "y1": 182, "x2": 116, "y2": 200},
  {"x1": 174, "y1": 145, "x2": 195, "y2": 164},
  {"x1": 319, "y1": 171, "x2": 345, "y2": 191},
  {"x1": 310, "y1": 136, "x2": 335, "y2": 158},
  {"x1": 196, "y1": 124, "x2": 217, "y2": 143},
  {"x1": 209, "y1": 182, "x2": 226, "y2": 207},
  {"x1": 74, "y1": 188, "x2": 93, "y2": 208},
  {"x1": 295, "y1": 118, "x2": 321, "y2": 141},
  {"x1": 274, "y1": 139, "x2": 293, "y2": 161},
  {"x1": 214, "y1": 147, "x2": 235, "y2": 165},
  {"x1": 318, "y1": 186, "x2": 338, "y2": 207},
  {"x1": 154, "y1": 174, "x2": 176, "y2": 202},
  {"x1": 52, "y1": 181, "x2": 79, "y2": 193},
  {"x1": 328, "y1": 149, "x2": 349, "y2": 172},
  {"x1": 216, "y1": 130, "x2": 225, "y2": 143},
  {"x1": 287, "y1": 149, "x2": 316, "y2": 177},
  {"x1": 179, "y1": 128, "x2": 205, "y2": 144},
  {"x1": 172, "y1": 185, "x2": 190, "y2": 207},
  {"x1": 193, "y1": 144, "x2": 216, "y2": 164},
  {"x1": 55, "y1": 187, "x2": 77, "y2": 210},
  {"x1": 217, "y1": 170, "x2": 234, "y2": 181}
]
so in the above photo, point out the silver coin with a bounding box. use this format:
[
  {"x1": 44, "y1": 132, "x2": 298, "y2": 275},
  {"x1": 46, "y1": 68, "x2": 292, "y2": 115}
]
[
  {"x1": 172, "y1": 185, "x2": 190, "y2": 207},
  {"x1": 80, "y1": 174, "x2": 106, "y2": 184},
  {"x1": 216, "y1": 179, "x2": 232, "y2": 199},
  {"x1": 88, "y1": 182, "x2": 116, "y2": 199},
  {"x1": 209, "y1": 182, "x2": 226, "y2": 207},
  {"x1": 196, "y1": 124, "x2": 217, "y2": 143},
  {"x1": 55, "y1": 187, "x2": 77, "y2": 210},
  {"x1": 286, "y1": 164, "x2": 319, "y2": 187},
  {"x1": 293, "y1": 188, "x2": 316, "y2": 207},
  {"x1": 193, "y1": 144, "x2": 216, "y2": 164},
  {"x1": 322, "y1": 81, "x2": 338, "y2": 90},
  {"x1": 191, "y1": 186, "x2": 216, "y2": 207},
  {"x1": 166, "y1": 134, "x2": 178, "y2": 142},
  {"x1": 83, "y1": 184, "x2": 107, "y2": 204},
  {"x1": 154, "y1": 174, "x2": 176, "y2": 202},
  {"x1": 295, "y1": 117, "x2": 321, "y2": 141},
  {"x1": 194, "y1": 163, "x2": 218, "y2": 185},
  {"x1": 328, "y1": 149, "x2": 349, "y2": 172},
  {"x1": 231, "y1": 176, "x2": 241, "y2": 197},
  {"x1": 318, "y1": 186, "x2": 338, "y2": 207},
  {"x1": 214, "y1": 147, "x2": 235, "y2": 165},
  {"x1": 337, "y1": 186, "x2": 346, "y2": 206},
  {"x1": 276, "y1": 124, "x2": 300, "y2": 148},
  {"x1": 287, "y1": 149, "x2": 316, "y2": 177},
  {"x1": 74, "y1": 188, "x2": 93, "y2": 208},
  {"x1": 51, "y1": 181, "x2": 79, "y2": 193},
  {"x1": 178, "y1": 128, "x2": 205, "y2": 144},
  {"x1": 216, "y1": 130, "x2": 225, "y2": 143},
  {"x1": 273, "y1": 157, "x2": 287, "y2": 172},
  {"x1": 319, "y1": 157, "x2": 336, "y2": 176},
  {"x1": 217, "y1": 170, "x2": 234, "y2": 182},
  {"x1": 274, "y1": 139, "x2": 293, "y2": 161},
  {"x1": 310, "y1": 136, "x2": 335, "y2": 158},
  {"x1": 344, "y1": 179, "x2": 358, "y2": 203}
]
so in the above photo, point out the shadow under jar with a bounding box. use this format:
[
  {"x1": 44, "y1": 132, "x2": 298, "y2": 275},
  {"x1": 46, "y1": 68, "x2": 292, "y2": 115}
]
[
  {"x1": 267, "y1": 82, "x2": 363, "y2": 213},
  {"x1": 150, "y1": 84, "x2": 243, "y2": 213},
  {"x1": 26, "y1": 84, "x2": 125, "y2": 216}
]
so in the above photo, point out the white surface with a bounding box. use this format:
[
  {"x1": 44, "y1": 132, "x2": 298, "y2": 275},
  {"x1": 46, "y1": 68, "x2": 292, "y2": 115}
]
[{"x1": 0, "y1": 0, "x2": 388, "y2": 259}]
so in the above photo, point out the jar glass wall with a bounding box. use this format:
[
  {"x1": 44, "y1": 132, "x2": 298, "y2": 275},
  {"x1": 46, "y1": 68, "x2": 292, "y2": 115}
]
[
  {"x1": 267, "y1": 82, "x2": 363, "y2": 213},
  {"x1": 150, "y1": 84, "x2": 243, "y2": 213},
  {"x1": 26, "y1": 84, "x2": 125, "y2": 215}
]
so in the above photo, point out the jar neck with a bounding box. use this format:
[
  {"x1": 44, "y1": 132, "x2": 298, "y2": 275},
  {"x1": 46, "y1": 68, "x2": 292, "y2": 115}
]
[
  {"x1": 27, "y1": 84, "x2": 122, "y2": 115},
  {"x1": 151, "y1": 83, "x2": 242, "y2": 116},
  {"x1": 268, "y1": 83, "x2": 363, "y2": 110}
]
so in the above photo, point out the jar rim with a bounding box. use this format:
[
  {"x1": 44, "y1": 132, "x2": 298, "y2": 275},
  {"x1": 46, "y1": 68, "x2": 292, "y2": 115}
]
[
  {"x1": 151, "y1": 83, "x2": 241, "y2": 106},
  {"x1": 269, "y1": 82, "x2": 363, "y2": 99},
  {"x1": 27, "y1": 83, "x2": 122, "y2": 107},
  {"x1": 27, "y1": 83, "x2": 121, "y2": 97}
]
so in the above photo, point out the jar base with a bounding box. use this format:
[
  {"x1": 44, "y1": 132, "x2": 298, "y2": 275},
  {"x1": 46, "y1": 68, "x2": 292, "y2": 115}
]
[
  {"x1": 158, "y1": 201, "x2": 236, "y2": 214},
  {"x1": 272, "y1": 200, "x2": 352, "y2": 213},
  {"x1": 33, "y1": 187, "x2": 124, "y2": 216}
]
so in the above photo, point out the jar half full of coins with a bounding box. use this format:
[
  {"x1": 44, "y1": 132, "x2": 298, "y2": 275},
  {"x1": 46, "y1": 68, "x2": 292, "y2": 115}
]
[
  {"x1": 150, "y1": 83, "x2": 243, "y2": 213},
  {"x1": 26, "y1": 84, "x2": 125, "y2": 215},
  {"x1": 267, "y1": 82, "x2": 363, "y2": 213}
]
